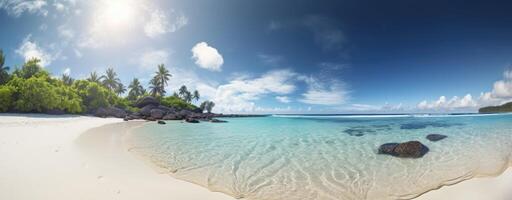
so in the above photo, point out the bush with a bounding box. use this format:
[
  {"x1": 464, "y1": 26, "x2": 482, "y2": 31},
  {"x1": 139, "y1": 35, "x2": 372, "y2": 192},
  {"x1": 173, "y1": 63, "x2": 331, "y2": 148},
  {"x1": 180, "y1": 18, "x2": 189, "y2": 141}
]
[
  {"x1": 161, "y1": 96, "x2": 198, "y2": 110},
  {"x1": 0, "y1": 86, "x2": 14, "y2": 112},
  {"x1": 73, "y1": 80, "x2": 113, "y2": 112}
]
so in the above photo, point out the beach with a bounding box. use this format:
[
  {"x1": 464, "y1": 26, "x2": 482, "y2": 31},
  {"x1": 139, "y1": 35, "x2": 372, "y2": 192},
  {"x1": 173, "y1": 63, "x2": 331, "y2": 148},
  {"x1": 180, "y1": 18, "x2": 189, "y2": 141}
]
[
  {"x1": 0, "y1": 114, "x2": 232, "y2": 200},
  {"x1": 0, "y1": 114, "x2": 511, "y2": 200}
]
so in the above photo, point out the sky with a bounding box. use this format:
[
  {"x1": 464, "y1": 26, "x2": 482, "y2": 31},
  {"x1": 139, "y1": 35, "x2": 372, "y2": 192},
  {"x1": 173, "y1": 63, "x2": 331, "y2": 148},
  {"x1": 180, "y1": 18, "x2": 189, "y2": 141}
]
[{"x1": 2, "y1": 0, "x2": 512, "y2": 114}]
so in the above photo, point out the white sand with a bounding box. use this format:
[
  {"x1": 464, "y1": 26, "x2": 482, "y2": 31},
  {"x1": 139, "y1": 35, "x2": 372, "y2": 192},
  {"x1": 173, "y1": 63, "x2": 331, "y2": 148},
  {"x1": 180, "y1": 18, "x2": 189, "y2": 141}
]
[
  {"x1": 1, "y1": 114, "x2": 511, "y2": 200},
  {"x1": 0, "y1": 114, "x2": 233, "y2": 200}
]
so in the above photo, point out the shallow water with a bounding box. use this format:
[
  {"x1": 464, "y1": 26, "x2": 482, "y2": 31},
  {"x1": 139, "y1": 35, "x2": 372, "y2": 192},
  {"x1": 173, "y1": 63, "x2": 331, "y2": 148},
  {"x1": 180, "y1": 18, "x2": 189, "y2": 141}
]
[{"x1": 129, "y1": 114, "x2": 512, "y2": 200}]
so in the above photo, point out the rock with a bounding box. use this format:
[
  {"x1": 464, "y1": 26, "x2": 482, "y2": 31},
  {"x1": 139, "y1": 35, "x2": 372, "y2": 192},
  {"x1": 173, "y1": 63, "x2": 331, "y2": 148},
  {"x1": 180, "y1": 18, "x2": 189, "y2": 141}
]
[
  {"x1": 146, "y1": 117, "x2": 156, "y2": 121},
  {"x1": 378, "y1": 141, "x2": 429, "y2": 158},
  {"x1": 185, "y1": 118, "x2": 200, "y2": 123},
  {"x1": 123, "y1": 118, "x2": 129, "y2": 121},
  {"x1": 163, "y1": 113, "x2": 180, "y2": 120},
  {"x1": 426, "y1": 134, "x2": 447, "y2": 142},
  {"x1": 210, "y1": 118, "x2": 227, "y2": 123},
  {"x1": 135, "y1": 96, "x2": 160, "y2": 108},
  {"x1": 150, "y1": 109, "x2": 166, "y2": 119},
  {"x1": 157, "y1": 120, "x2": 166, "y2": 124},
  {"x1": 140, "y1": 104, "x2": 157, "y2": 117},
  {"x1": 94, "y1": 107, "x2": 127, "y2": 118},
  {"x1": 178, "y1": 110, "x2": 194, "y2": 119}
]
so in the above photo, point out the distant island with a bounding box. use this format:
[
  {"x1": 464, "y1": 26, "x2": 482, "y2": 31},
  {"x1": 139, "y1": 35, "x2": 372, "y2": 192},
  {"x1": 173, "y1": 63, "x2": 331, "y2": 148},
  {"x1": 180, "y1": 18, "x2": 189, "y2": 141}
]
[{"x1": 479, "y1": 102, "x2": 512, "y2": 113}]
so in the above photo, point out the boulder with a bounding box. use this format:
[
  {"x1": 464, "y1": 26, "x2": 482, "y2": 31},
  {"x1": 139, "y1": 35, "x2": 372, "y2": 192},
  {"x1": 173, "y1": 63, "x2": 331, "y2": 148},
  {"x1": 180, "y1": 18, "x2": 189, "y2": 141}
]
[
  {"x1": 426, "y1": 134, "x2": 447, "y2": 142},
  {"x1": 94, "y1": 107, "x2": 127, "y2": 118},
  {"x1": 140, "y1": 104, "x2": 158, "y2": 117},
  {"x1": 210, "y1": 118, "x2": 228, "y2": 123},
  {"x1": 378, "y1": 141, "x2": 429, "y2": 158},
  {"x1": 135, "y1": 96, "x2": 160, "y2": 108},
  {"x1": 146, "y1": 117, "x2": 156, "y2": 121},
  {"x1": 157, "y1": 120, "x2": 166, "y2": 125},
  {"x1": 150, "y1": 109, "x2": 166, "y2": 119},
  {"x1": 185, "y1": 118, "x2": 200, "y2": 123},
  {"x1": 163, "y1": 113, "x2": 180, "y2": 120},
  {"x1": 178, "y1": 110, "x2": 194, "y2": 119}
]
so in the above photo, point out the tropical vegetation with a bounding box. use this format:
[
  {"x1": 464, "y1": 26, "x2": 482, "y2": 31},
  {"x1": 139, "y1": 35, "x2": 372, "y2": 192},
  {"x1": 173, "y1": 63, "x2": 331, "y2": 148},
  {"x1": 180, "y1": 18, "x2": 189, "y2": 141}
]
[
  {"x1": 479, "y1": 102, "x2": 512, "y2": 113},
  {"x1": 0, "y1": 49, "x2": 215, "y2": 115}
]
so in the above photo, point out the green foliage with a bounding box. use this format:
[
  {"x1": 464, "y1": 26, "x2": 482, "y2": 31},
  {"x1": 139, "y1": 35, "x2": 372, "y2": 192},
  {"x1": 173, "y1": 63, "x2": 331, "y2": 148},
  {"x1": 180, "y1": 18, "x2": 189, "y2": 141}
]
[
  {"x1": 150, "y1": 64, "x2": 171, "y2": 97},
  {"x1": 101, "y1": 68, "x2": 122, "y2": 93},
  {"x1": 73, "y1": 80, "x2": 112, "y2": 112},
  {"x1": 161, "y1": 96, "x2": 198, "y2": 111},
  {"x1": 0, "y1": 85, "x2": 14, "y2": 112},
  {"x1": 479, "y1": 102, "x2": 512, "y2": 113},
  {"x1": 7, "y1": 75, "x2": 82, "y2": 113},
  {"x1": 128, "y1": 78, "x2": 145, "y2": 101},
  {"x1": 0, "y1": 50, "x2": 9, "y2": 85},
  {"x1": 14, "y1": 58, "x2": 48, "y2": 79}
]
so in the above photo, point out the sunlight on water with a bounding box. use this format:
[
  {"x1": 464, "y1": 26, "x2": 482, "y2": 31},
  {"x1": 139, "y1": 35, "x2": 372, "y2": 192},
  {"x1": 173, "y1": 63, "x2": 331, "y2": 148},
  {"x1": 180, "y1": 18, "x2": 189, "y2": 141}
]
[{"x1": 129, "y1": 114, "x2": 512, "y2": 200}]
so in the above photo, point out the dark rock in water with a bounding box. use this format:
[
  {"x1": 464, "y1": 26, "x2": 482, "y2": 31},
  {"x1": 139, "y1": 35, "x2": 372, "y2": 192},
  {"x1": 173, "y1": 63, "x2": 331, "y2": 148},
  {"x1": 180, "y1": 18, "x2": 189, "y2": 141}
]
[
  {"x1": 95, "y1": 107, "x2": 127, "y2": 118},
  {"x1": 150, "y1": 109, "x2": 165, "y2": 119},
  {"x1": 210, "y1": 118, "x2": 227, "y2": 123},
  {"x1": 185, "y1": 118, "x2": 200, "y2": 123},
  {"x1": 163, "y1": 113, "x2": 180, "y2": 120},
  {"x1": 426, "y1": 134, "x2": 447, "y2": 142},
  {"x1": 123, "y1": 118, "x2": 129, "y2": 121},
  {"x1": 157, "y1": 120, "x2": 166, "y2": 124},
  {"x1": 378, "y1": 141, "x2": 429, "y2": 158},
  {"x1": 135, "y1": 96, "x2": 160, "y2": 108}
]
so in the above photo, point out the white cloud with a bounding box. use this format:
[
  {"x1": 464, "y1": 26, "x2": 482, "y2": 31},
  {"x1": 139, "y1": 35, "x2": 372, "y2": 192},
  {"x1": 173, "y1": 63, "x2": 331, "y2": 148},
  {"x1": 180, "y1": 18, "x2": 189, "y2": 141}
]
[
  {"x1": 139, "y1": 49, "x2": 169, "y2": 70},
  {"x1": 276, "y1": 96, "x2": 291, "y2": 103},
  {"x1": 191, "y1": 42, "x2": 224, "y2": 71},
  {"x1": 298, "y1": 76, "x2": 348, "y2": 105},
  {"x1": 15, "y1": 35, "x2": 55, "y2": 67},
  {"x1": 417, "y1": 94, "x2": 478, "y2": 111},
  {"x1": 57, "y1": 24, "x2": 75, "y2": 40},
  {"x1": 144, "y1": 9, "x2": 188, "y2": 38},
  {"x1": 200, "y1": 69, "x2": 297, "y2": 113},
  {"x1": 73, "y1": 48, "x2": 82, "y2": 58},
  {"x1": 0, "y1": 0, "x2": 48, "y2": 17}
]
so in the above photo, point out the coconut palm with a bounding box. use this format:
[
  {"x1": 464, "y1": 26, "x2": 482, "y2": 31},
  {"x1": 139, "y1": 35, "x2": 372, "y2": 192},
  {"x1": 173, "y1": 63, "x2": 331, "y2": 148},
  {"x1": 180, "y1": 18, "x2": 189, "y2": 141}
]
[
  {"x1": 178, "y1": 85, "x2": 188, "y2": 99},
  {"x1": 0, "y1": 50, "x2": 10, "y2": 84},
  {"x1": 61, "y1": 74, "x2": 74, "y2": 86},
  {"x1": 193, "y1": 90, "x2": 200, "y2": 102},
  {"x1": 184, "y1": 91, "x2": 193, "y2": 103},
  {"x1": 151, "y1": 64, "x2": 171, "y2": 96},
  {"x1": 128, "y1": 78, "x2": 145, "y2": 100},
  {"x1": 115, "y1": 83, "x2": 126, "y2": 96},
  {"x1": 149, "y1": 77, "x2": 160, "y2": 97},
  {"x1": 87, "y1": 71, "x2": 102, "y2": 83},
  {"x1": 101, "y1": 68, "x2": 121, "y2": 92}
]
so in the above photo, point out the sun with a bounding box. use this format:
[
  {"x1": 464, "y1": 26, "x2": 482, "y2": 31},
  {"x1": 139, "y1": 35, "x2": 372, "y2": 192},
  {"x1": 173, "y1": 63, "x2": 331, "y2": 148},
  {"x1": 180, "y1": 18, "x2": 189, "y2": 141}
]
[{"x1": 97, "y1": 0, "x2": 137, "y2": 28}]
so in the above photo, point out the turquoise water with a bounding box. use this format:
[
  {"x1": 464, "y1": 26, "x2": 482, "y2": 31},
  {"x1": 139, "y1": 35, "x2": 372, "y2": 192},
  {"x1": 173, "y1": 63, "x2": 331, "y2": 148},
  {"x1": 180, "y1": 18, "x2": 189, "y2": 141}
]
[{"x1": 129, "y1": 114, "x2": 512, "y2": 200}]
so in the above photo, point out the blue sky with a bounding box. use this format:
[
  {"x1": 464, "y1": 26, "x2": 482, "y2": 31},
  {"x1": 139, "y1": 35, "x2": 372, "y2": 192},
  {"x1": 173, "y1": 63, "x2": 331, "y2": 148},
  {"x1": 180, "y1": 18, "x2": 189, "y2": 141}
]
[{"x1": 2, "y1": 0, "x2": 512, "y2": 113}]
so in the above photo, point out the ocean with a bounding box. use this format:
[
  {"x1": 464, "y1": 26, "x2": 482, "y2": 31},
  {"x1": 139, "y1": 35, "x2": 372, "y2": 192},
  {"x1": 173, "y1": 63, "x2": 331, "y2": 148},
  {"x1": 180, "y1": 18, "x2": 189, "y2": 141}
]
[{"x1": 128, "y1": 113, "x2": 512, "y2": 200}]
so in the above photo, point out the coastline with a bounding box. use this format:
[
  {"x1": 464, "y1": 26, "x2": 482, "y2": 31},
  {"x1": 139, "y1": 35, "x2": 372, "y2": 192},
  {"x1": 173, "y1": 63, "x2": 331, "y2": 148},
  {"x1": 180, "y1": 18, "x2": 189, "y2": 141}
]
[
  {"x1": 0, "y1": 114, "x2": 511, "y2": 200},
  {"x1": 0, "y1": 114, "x2": 233, "y2": 200}
]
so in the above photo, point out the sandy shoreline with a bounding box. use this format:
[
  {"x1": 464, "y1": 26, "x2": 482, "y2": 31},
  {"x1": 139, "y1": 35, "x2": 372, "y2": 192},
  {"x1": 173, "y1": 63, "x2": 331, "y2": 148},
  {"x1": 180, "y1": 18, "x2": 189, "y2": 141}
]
[
  {"x1": 0, "y1": 114, "x2": 511, "y2": 200},
  {"x1": 0, "y1": 114, "x2": 233, "y2": 200}
]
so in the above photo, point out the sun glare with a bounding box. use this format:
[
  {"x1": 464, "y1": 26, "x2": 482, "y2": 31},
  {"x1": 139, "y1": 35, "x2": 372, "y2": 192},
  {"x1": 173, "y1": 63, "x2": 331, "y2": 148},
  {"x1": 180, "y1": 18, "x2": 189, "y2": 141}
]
[{"x1": 98, "y1": 0, "x2": 136, "y2": 28}]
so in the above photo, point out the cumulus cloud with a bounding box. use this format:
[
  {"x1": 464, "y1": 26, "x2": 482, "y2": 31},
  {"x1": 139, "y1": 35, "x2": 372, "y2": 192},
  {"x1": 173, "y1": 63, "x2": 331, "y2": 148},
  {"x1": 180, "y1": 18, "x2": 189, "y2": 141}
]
[
  {"x1": 0, "y1": 0, "x2": 48, "y2": 17},
  {"x1": 276, "y1": 96, "x2": 291, "y2": 103},
  {"x1": 139, "y1": 49, "x2": 169, "y2": 70},
  {"x1": 417, "y1": 94, "x2": 477, "y2": 111},
  {"x1": 191, "y1": 42, "x2": 224, "y2": 71},
  {"x1": 199, "y1": 69, "x2": 297, "y2": 113},
  {"x1": 15, "y1": 35, "x2": 55, "y2": 67},
  {"x1": 144, "y1": 9, "x2": 188, "y2": 38}
]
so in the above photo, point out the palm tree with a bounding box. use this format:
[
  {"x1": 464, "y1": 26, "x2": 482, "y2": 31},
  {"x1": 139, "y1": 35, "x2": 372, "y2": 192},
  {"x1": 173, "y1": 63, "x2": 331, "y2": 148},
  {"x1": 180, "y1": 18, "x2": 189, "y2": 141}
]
[
  {"x1": 193, "y1": 90, "x2": 200, "y2": 102},
  {"x1": 152, "y1": 64, "x2": 171, "y2": 96},
  {"x1": 184, "y1": 91, "x2": 193, "y2": 103},
  {"x1": 61, "y1": 74, "x2": 74, "y2": 85},
  {"x1": 178, "y1": 85, "x2": 188, "y2": 99},
  {"x1": 101, "y1": 68, "x2": 121, "y2": 92},
  {"x1": 0, "y1": 50, "x2": 10, "y2": 84},
  {"x1": 128, "y1": 78, "x2": 145, "y2": 100},
  {"x1": 87, "y1": 71, "x2": 102, "y2": 83},
  {"x1": 201, "y1": 101, "x2": 215, "y2": 113},
  {"x1": 149, "y1": 77, "x2": 160, "y2": 97},
  {"x1": 115, "y1": 83, "x2": 126, "y2": 96}
]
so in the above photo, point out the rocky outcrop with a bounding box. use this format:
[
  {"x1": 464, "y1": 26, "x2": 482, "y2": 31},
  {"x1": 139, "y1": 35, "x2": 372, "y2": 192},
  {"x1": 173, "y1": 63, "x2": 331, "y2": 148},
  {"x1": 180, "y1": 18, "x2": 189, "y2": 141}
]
[
  {"x1": 210, "y1": 118, "x2": 228, "y2": 123},
  {"x1": 426, "y1": 134, "x2": 447, "y2": 142},
  {"x1": 94, "y1": 107, "x2": 127, "y2": 118},
  {"x1": 135, "y1": 96, "x2": 160, "y2": 108},
  {"x1": 378, "y1": 141, "x2": 429, "y2": 158},
  {"x1": 157, "y1": 120, "x2": 166, "y2": 124},
  {"x1": 150, "y1": 109, "x2": 165, "y2": 119},
  {"x1": 185, "y1": 118, "x2": 200, "y2": 123}
]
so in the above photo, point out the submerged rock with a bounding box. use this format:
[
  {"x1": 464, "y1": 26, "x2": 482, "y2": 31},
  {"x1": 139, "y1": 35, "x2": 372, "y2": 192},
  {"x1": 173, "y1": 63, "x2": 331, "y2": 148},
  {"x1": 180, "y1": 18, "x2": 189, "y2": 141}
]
[
  {"x1": 185, "y1": 118, "x2": 200, "y2": 123},
  {"x1": 157, "y1": 120, "x2": 166, "y2": 125},
  {"x1": 426, "y1": 134, "x2": 447, "y2": 142},
  {"x1": 378, "y1": 141, "x2": 429, "y2": 158},
  {"x1": 210, "y1": 118, "x2": 228, "y2": 123}
]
